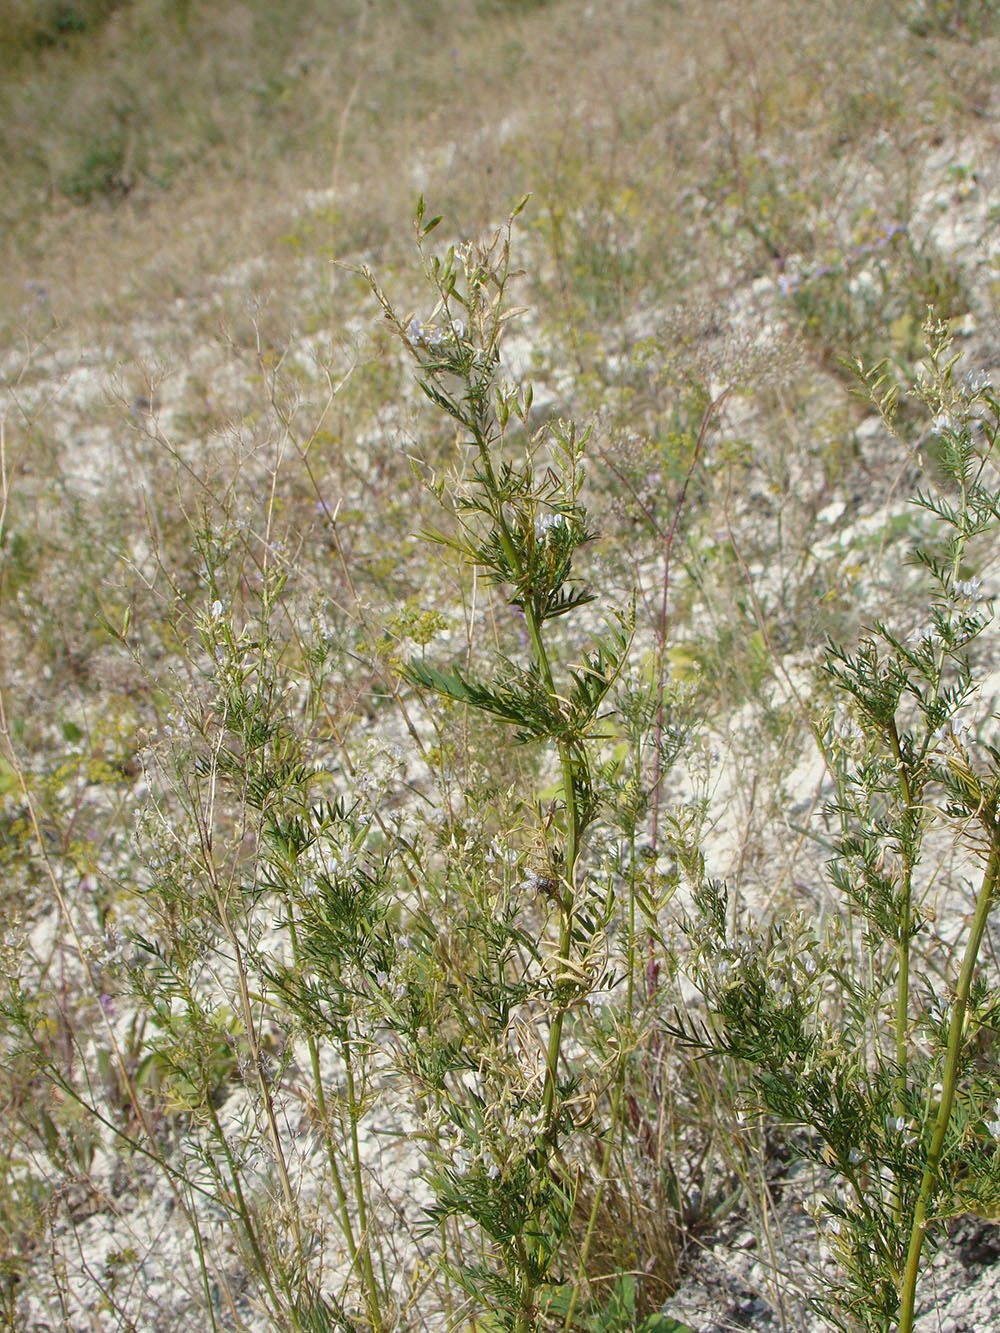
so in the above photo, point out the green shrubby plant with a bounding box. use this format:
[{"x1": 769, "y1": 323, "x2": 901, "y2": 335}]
[
  {"x1": 702, "y1": 104, "x2": 974, "y2": 385},
  {"x1": 126, "y1": 530, "x2": 395, "y2": 1331},
  {"x1": 673, "y1": 318, "x2": 1000, "y2": 1332},
  {"x1": 0, "y1": 0, "x2": 121, "y2": 59},
  {"x1": 363, "y1": 200, "x2": 699, "y2": 1330},
  {"x1": 781, "y1": 226, "x2": 969, "y2": 381}
]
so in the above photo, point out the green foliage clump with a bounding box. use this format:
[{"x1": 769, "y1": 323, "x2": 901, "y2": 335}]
[{"x1": 675, "y1": 321, "x2": 1000, "y2": 1333}]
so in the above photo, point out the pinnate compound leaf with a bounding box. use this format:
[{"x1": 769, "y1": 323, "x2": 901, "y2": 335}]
[
  {"x1": 402, "y1": 659, "x2": 563, "y2": 741},
  {"x1": 567, "y1": 611, "x2": 635, "y2": 729}
]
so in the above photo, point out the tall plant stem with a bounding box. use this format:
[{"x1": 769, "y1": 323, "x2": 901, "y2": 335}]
[
  {"x1": 312, "y1": 1038, "x2": 383, "y2": 1327},
  {"x1": 561, "y1": 814, "x2": 640, "y2": 1331},
  {"x1": 897, "y1": 396, "x2": 981, "y2": 1311},
  {"x1": 342, "y1": 1035, "x2": 382, "y2": 1330},
  {"x1": 561, "y1": 1073, "x2": 625, "y2": 1332},
  {"x1": 471, "y1": 419, "x2": 583, "y2": 1333},
  {"x1": 471, "y1": 419, "x2": 582, "y2": 1148},
  {"x1": 205, "y1": 1095, "x2": 294, "y2": 1325},
  {"x1": 208, "y1": 876, "x2": 303, "y2": 1251},
  {"x1": 503, "y1": 537, "x2": 580, "y2": 1333},
  {"x1": 898, "y1": 835, "x2": 1000, "y2": 1332},
  {"x1": 887, "y1": 718, "x2": 917, "y2": 1223}
]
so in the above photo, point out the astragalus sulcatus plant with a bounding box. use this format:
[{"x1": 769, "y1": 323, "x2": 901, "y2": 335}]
[
  {"x1": 675, "y1": 318, "x2": 1000, "y2": 1333},
  {"x1": 363, "y1": 201, "x2": 689, "y2": 1332}
]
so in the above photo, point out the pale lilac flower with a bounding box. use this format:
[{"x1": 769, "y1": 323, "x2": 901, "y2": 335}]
[
  {"x1": 408, "y1": 316, "x2": 465, "y2": 350},
  {"x1": 937, "y1": 716, "x2": 973, "y2": 746},
  {"x1": 955, "y1": 577, "x2": 983, "y2": 600},
  {"x1": 452, "y1": 1146, "x2": 472, "y2": 1173},
  {"x1": 963, "y1": 370, "x2": 992, "y2": 396},
  {"x1": 485, "y1": 839, "x2": 519, "y2": 867},
  {"x1": 908, "y1": 622, "x2": 940, "y2": 646}
]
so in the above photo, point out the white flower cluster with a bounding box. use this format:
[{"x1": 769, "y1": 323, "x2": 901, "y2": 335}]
[
  {"x1": 962, "y1": 369, "x2": 993, "y2": 398},
  {"x1": 298, "y1": 837, "x2": 362, "y2": 902},
  {"x1": 931, "y1": 372, "x2": 994, "y2": 438},
  {"x1": 908, "y1": 620, "x2": 943, "y2": 647},
  {"x1": 84, "y1": 921, "x2": 128, "y2": 971},
  {"x1": 831, "y1": 706, "x2": 864, "y2": 750},
  {"x1": 371, "y1": 967, "x2": 406, "y2": 1003},
  {"x1": 885, "y1": 1113, "x2": 918, "y2": 1147},
  {"x1": 161, "y1": 709, "x2": 192, "y2": 739},
  {"x1": 354, "y1": 737, "x2": 405, "y2": 797},
  {"x1": 406, "y1": 316, "x2": 467, "y2": 349},
  {"x1": 955, "y1": 576, "x2": 984, "y2": 601},
  {"x1": 935, "y1": 715, "x2": 972, "y2": 747},
  {"x1": 485, "y1": 838, "x2": 520, "y2": 868}
]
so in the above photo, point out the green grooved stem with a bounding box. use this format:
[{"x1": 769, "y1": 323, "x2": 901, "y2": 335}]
[{"x1": 898, "y1": 835, "x2": 1000, "y2": 1332}]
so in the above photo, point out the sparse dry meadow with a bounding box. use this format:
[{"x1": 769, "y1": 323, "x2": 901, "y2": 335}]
[{"x1": 3, "y1": 2, "x2": 1000, "y2": 1330}]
